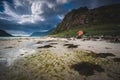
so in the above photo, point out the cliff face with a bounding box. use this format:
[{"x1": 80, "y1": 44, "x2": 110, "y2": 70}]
[
  {"x1": 52, "y1": 4, "x2": 120, "y2": 35},
  {"x1": 0, "y1": 30, "x2": 12, "y2": 37}
]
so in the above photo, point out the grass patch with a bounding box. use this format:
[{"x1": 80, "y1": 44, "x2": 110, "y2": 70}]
[
  {"x1": 5, "y1": 50, "x2": 120, "y2": 80},
  {"x1": 51, "y1": 24, "x2": 120, "y2": 37}
]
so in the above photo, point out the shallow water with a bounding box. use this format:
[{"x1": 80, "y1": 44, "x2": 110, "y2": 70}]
[{"x1": 0, "y1": 39, "x2": 37, "y2": 66}]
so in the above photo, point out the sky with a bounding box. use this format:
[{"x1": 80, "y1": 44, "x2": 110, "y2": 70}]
[{"x1": 0, "y1": 0, "x2": 120, "y2": 36}]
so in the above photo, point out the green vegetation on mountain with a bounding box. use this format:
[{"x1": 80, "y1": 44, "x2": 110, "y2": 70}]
[{"x1": 51, "y1": 4, "x2": 120, "y2": 37}]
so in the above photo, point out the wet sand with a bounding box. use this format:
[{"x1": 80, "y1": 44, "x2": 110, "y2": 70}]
[{"x1": 0, "y1": 37, "x2": 120, "y2": 80}]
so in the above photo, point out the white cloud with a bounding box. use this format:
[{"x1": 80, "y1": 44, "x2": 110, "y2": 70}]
[
  {"x1": 0, "y1": 0, "x2": 49, "y2": 24},
  {"x1": 57, "y1": 0, "x2": 71, "y2": 4},
  {"x1": 18, "y1": 15, "x2": 45, "y2": 24},
  {"x1": 0, "y1": 0, "x2": 72, "y2": 24},
  {"x1": 58, "y1": 15, "x2": 64, "y2": 20},
  {"x1": 31, "y1": 1, "x2": 43, "y2": 15},
  {"x1": 40, "y1": 30, "x2": 49, "y2": 32},
  {"x1": 14, "y1": 0, "x2": 23, "y2": 6},
  {"x1": 6, "y1": 30, "x2": 30, "y2": 36},
  {"x1": 12, "y1": 34, "x2": 30, "y2": 36},
  {"x1": 3, "y1": 1, "x2": 19, "y2": 18}
]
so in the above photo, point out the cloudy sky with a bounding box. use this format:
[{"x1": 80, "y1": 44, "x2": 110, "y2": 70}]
[{"x1": 0, "y1": 0, "x2": 120, "y2": 36}]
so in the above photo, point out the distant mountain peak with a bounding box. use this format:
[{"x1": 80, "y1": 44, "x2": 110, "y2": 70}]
[{"x1": 0, "y1": 29, "x2": 12, "y2": 37}]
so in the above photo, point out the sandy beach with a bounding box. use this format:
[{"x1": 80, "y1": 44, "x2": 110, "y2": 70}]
[{"x1": 0, "y1": 37, "x2": 120, "y2": 80}]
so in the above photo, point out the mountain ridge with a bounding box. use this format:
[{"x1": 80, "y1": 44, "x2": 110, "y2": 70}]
[{"x1": 52, "y1": 4, "x2": 120, "y2": 37}]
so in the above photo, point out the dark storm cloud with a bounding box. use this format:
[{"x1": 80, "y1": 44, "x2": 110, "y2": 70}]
[{"x1": 69, "y1": 0, "x2": 120, "y2": 9}]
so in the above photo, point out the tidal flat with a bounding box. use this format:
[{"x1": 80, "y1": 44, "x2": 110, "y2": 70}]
[{"x1": 0, "y1": 37, "x2": 120, "y2": 80}]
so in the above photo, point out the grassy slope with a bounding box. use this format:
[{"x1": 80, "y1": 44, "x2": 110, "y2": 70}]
[
  {"x1": 51, "y1": 24, "x2": 120, "y2": 37},
  {"x1": 4, "y1": 50, "x2": 120, "y2": 80},
  {"x1": 51, "y1": 4, "x2": 120, "y2": 37}
]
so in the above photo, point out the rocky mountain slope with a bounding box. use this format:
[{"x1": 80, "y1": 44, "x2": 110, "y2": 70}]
[{"x1": 52, "y1": 4, "x2": 120, "y2": 37}]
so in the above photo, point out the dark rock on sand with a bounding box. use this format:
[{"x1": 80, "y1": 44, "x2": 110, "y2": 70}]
[
  {"x1": 37, "y1": 45, "x2": 53, "y2": 48},
  {"x1": 113, "y1": 58, "x2": 120, "y2": 62},
  {"x1": 72, "y1": 62, "x2": 104, "y2": 77},
  {"x1": 96, "y1": 53, "x2": 115, "y2": 58},
  {"x1": 64, "y1": 44, "x2": 78, "y2": 48},
  {"x1": 4, "y1": 46, "x2": 13, "y2": 49},
  {"x1": 36, "y1": 41, "x2": 43, "y2": 44},
  {"x1": 64, "y1": 44, "x2": 74, "y2": 46},
  {"x1": 49, "y1": 43, "x2": 58, "y2": 45}
]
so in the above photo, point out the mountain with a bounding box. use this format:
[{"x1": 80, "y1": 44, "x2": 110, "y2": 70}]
[
  {"x1": 31, "y1": 28, "x2": 55, "y2": 36},
  {"x1": 52, "y1": 4, "x2": 120, "y2": 37},
  {"x1": 0, "y1": 29, "x2": 12, "y2": 37}
]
